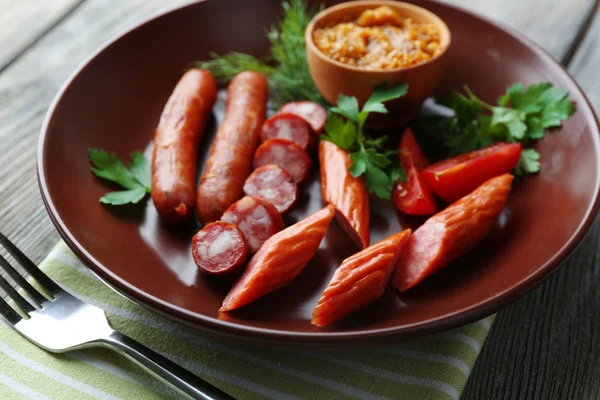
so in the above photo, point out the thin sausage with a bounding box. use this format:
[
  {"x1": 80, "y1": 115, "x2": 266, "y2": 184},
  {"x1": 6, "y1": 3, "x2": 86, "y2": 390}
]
[
  {"x1": 260, "y1": 113, "x2": 315, "y2": 151},
  {"x1": 196, "y1": 71, "x2": 268, "y2": 223},
  {"x1": 221, "y1": 196, "x2": 284, "y2": 253},
  {"x1": 312, "y1": 229, "x2": 411, "y2": 326},
  {"x1": 393, "y1": 174, "x2": 514, "y2": 292},
  {"x1": 220, "y1": 205, "x2": 335, "y2": 312},
  {"x1": 151, "y1": 69, "x2": 217, "y2": 222},
  {"x1": 191, "y1": 221, "x2": 247, "y2": 275},
  {"x1": 243, "y1": 165, "x2": 298, "y2": 214},
  {"x1": 319, "y1": 140, "x2": 370, "y2": 249},
  {"x1": 279, "y1": 101, "x2": 327, "y2": 133},
  {"x1": 253, "y1": 138, "x2": 312, "y2": 183}
]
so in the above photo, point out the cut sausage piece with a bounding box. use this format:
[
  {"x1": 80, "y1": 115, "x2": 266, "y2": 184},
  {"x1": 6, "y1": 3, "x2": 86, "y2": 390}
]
[
  {"x1": 220, "y1": 205, "x2": 335, "y2": 312},
  {"x1": 312, "y1": 229, "x2": 411, "y2": 326},
  {"x1": 196, "y1": 71, "x2": 268, "y2": 223},
  {"x1": 253, "y1": 139, "x2": 311, "y2": 183},
  {"x1": 393, "y1": 174, "x2": 514, "y2": 292},
  {"x1": 319, "y1": 140, "x2": 370, "y2": 249},
  {"x1": 221, "y1": 196, "x2": 284, "y2": 253},
  {"x1": 243, "y1": 165, "x2": 298, "y2": 214},
  {"x1": 151, "y1": 69, "x2": 217, "y2": 222},
  {"x1": 278, "y1": 101, "x2": 327, "y2": 133},
  {"x1": 192, "y1": 222, "x2": 248, "y2": 275},
  {"x1": 260, "y1": 113, "x2": 315, "y2": 151}
]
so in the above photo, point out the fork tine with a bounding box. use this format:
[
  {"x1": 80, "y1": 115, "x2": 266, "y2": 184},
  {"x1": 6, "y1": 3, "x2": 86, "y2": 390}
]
[
  {"x1": 0, "y1": 233, "x2": 61, "y2": 295},
  {"x1": 0, "y1": 274, "x2": 35, "y2": 313},
  {"x1": 0, "y1": 295, "x2": 23, "y2": 325},
  {"x1": 0, "y1": 254, "x2": 46, "y2": 305}
]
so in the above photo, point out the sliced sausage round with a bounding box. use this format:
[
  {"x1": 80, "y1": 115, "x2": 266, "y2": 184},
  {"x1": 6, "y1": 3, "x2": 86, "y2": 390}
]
[
  {"x1": 191, "y1": 221, "x2": 248, "y2": 275},
  {"x1": 243, "y1": 165, "x2": 298, "y2": 214},
  {"x1": 253, "y1": 139, "x2": 312, "y2": 183},
  {"x1": 221, "y1": 196, "x2": 284, "y2": 253},
  {"x1": 278, "y1": 101, "x2": 327, "y2": 133},
  {"x1": 260, "y1": 113, "x2": 315, "y2": 151}
]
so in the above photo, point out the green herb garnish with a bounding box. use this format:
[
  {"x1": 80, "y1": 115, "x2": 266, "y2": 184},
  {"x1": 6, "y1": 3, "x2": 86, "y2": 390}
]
[
  {"x1": 195, "y1": 0, "x2": 323, "y2": 108},
  {"x1": 89, "y1": 149, "x2": 151, "y2": 205},
  {"x1": 416, "y1": 82, "x2": 575, "y2": 175},
  {"x1": 321, "y1": 83, "x2": 409, "y2": 199}
]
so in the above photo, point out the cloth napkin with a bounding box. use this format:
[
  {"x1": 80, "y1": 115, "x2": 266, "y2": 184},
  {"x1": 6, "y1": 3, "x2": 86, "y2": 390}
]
[{"x1": 0, "y1": 241, "x2": 494, "y2": 400}]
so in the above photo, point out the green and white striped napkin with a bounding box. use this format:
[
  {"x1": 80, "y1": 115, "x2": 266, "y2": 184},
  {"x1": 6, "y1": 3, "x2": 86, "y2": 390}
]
[{"x1": 0, "y1": 241, "x2": 494, "y2": 400}]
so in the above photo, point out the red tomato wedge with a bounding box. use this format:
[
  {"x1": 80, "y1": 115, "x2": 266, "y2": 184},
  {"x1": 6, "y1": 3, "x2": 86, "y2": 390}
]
[
  {"x1": 393, "y1": 174, "x2": 513, "y2": 292},
  {"x1": 393, "y1": 128, "x2": 437, "y2": 216},
  {"x1": 312, "y1": 229, "x2": 411, "y2": 327},
  {"x1": 421, "y1": 142, "x2": 522, "y2": 203},
  {"x1": 220, "y1": 205, "x2": 335, "y2": 312}
]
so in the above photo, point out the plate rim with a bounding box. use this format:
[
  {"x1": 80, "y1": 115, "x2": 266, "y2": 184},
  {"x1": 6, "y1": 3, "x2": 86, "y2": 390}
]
[{"x1": 37, "y1": 0, "x2": 600, "y2": 343}]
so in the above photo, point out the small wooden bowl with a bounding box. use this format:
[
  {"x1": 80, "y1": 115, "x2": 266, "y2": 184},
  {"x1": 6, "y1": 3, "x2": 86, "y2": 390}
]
[{"x1": 305, "y1": 0, "x2": 451, "y2": 127}]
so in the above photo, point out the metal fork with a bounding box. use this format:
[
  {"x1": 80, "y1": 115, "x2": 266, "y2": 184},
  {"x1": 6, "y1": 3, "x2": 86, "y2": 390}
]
[{"x1": 0, "y1": 233, "x2": 234, "y2": 400}]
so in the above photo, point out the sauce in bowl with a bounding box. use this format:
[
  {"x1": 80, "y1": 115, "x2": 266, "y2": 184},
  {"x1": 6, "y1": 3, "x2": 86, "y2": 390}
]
[{"x1": 312, "y1": 6, "x2": 442, "y2": 70}]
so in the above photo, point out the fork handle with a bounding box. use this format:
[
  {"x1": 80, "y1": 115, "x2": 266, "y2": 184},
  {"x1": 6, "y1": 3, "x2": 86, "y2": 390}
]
[{"x1": 101, "y1": 331, "x2": 234, "y2": 400}]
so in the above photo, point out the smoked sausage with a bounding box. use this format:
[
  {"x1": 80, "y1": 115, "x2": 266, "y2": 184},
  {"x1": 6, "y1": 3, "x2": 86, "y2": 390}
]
[
  {"x1": 191, "y1": 221, "x2": 248, "y2": 275},
  {"x1": 393, "y1": 174, "x2": 514, "y2": 292},
  {"x1": 312, "y1": 229, "x2": 411, "y2": 326},
  {"x1": 260, "y1": 113, "x2": 315, "y2": 151},
  {"x1": 319, "y1": 140, "x2": 370, "y2": 249},
  {"x1": 253, "y1": 139, "x2": 312, "y2": 183},
  {"x1": 243, "y1": 165, "x2": 298, "y2": 214},
  {"x1": 221, "y1": 196, "x2": 284, "y2": 253},
  {"x1": 151, "y1": 69, "x2": 217, "y2": 222},
  {"x1": 220, "y1": 205, "x2": 335, "y2": 312},
  {"x1": 196, "y1": 71, "x2": 268, "y2": 223},
  {"x1": 278, "y1": 101, "x2": 327, "y2": 133}
]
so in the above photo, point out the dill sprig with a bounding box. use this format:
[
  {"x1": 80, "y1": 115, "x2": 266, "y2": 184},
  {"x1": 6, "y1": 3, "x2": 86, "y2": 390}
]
[{"x1": 194, "y1": 0, "x2": 324, "y2": 108}]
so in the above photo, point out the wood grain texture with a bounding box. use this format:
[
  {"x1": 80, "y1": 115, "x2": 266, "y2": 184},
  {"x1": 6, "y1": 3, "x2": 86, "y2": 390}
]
[
  {"x1": 443, "y1": 0, "x2": 597, "y2": 61},
  {"x1": 0, "y1": 1, "x2": 598, "y2": 399},
  {"x1": 0, "y1": 0, "x2": 85, "y2": 72},
  {"x1": 0, "y1": 0, "x2": 192, "y2": 266}
]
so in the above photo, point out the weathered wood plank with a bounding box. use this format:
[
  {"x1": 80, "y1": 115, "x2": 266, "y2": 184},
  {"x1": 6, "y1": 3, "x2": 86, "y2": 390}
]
[
  {"x1": 0, "y1": 0, "x2": 192, "y2": 265},
  {"x1": 0, "y1": 0, "x2": 85, "y2": 71},
  {"x1": 444, "y1": 0, "x2": 597, "y2": 62},
  {"x1": 463, "y1": 6, "x2": 600, "y2": 400}
]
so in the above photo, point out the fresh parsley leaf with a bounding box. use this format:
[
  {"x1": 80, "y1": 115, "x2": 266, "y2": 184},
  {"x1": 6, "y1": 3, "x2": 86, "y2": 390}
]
[
  {"x1": 349, "y1": 151, "x2": 367, "y2": 176},
  {"x1": 362, "y1": 83, "x2": 408, "y2": 114},
  {"x1": 89, "y1": 149, "x2": 151, "y2": 205},
  {"x1": 100, "y1": 187, "x2": 147, "y2": 205},
  {"x1": 364, "y1": 161, "x2": 393, "y2": 199},
  {"x1": 515, "y1": 149, "x2": 541, "y2": 175},
  {"x1": 89, "y1": 149, "x2": 139, "y2": 189},
  {"x1": 324, "y1": 84, "x2": 409, "y2": 198},
  {"x1": 413, "y1": 82, "x2": 575, "y2": 176},
  {"x1": 387, "y1": 156, "x2": 407, "y2": 183},
  {"x1": 541, "y1": 97, "x2": 575, "y2": 128},
  {"x1": 130, "y1": 151, "x2": 151, "y2": 191},
  {"x1": 321, "y1": 114, "x2": 357, "y2": 150},
  {"x1": 526, "y1": 117, "x2": 544, "y2": 139},
  {"x1": 491, "y1": 108, "x2": 527, "y2": 140},
  {"x1": 359, "y1": 83, "x2": 409, "y2": 126},
  {"x1": 330, "y1": 94, "x2": 360, "y2": 123}
]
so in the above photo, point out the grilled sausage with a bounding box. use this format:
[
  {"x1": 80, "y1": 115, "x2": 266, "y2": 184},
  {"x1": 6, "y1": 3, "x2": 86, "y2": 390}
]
[
  {"x1": 196, "y1": 71, "x2": 268, "y2": 223},
  {"x1": 151, "y1": 69, "x2": 217, "y2": 222}
]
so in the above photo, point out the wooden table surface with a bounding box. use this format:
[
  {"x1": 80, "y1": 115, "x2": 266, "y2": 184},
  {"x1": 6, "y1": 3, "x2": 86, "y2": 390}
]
[{"x1": 0, "y1": 0, "x2": 599, "y2": 398}]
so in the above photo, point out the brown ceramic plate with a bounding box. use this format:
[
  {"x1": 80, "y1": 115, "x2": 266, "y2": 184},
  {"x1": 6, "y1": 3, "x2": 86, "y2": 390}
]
[{"x1": 38, "y1": 0, "x2": 600, "y2": 344}]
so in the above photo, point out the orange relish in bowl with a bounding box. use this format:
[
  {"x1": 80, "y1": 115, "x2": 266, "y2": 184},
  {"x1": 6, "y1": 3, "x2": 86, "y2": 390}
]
[{"x1": 312, "y1": 6, "x2": 443, "y2": 70}]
